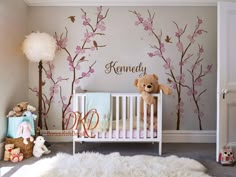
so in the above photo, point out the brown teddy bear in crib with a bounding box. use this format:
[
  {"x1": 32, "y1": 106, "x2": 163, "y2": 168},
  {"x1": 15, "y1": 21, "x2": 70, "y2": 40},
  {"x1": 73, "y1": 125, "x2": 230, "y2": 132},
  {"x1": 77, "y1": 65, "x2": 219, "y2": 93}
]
[{"x1": 134, "y1": 74, "x2": 172, "y2": 130}]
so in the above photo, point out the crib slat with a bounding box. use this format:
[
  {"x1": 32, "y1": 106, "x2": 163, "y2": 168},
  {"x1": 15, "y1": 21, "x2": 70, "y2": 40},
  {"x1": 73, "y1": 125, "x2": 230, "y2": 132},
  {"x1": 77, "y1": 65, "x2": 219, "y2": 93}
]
[
  {"x1": 109, "y1": 98, "x2": 113, "y2": 139},
  {"x1": 102, "y1": 129, "x2": 105, "y2": 139},
  {"x1": 72, "y1": 92, "x2": 77, "y2": 155},
  {"x1": 129, "y1": 96, "x2": 133, "y2": 139},
  {"x1": 137, "y1": 96, "x2": 140, "y2": 139},
  {"x1": 143, "y1": 102, "x2": 147, "y2": 140},
  {"x1": 150, "y1": 104, "x2": 154, "y2": 140},
  {"x1": 73, "y1": 94, "x2": 77, "y2": 131},
  {"x1": 122, "y1": 96, "x2": 126, "y2": 139},
  {"x1": 81, "y1": 95, "x2": 85, "y2": 138},
  {"x1": 116, "y1": 96, "x2": 119, "y2": 139}
]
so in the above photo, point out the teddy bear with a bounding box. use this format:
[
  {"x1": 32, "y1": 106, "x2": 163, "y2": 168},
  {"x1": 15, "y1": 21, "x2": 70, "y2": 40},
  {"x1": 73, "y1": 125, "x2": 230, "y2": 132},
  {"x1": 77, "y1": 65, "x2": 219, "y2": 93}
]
[
  {"x1": 13, "y1": 102, "x2": 28, "y2": 117},
  {"x1": 6, "y1": 102, "x2": 36, "y2": 117},
  {"x1": 10, "y1": 147, "x2": 24, "y2": 163},
  {"x1": 33, "y1": 136, "x2": 51, "y2": 158},
  {"x1": 4, "y1": 144, "x2": 15, "y2": 161},
  {"x1": 134, "y1": 74, "x2": 172, "y2": 129}
]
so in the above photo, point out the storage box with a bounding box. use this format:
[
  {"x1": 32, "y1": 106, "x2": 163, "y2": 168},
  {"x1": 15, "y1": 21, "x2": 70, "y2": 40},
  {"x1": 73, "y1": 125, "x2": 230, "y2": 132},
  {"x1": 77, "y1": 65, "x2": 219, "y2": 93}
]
[{"x1": 7, "y1": 116, "x2": 35, "y2": 138}]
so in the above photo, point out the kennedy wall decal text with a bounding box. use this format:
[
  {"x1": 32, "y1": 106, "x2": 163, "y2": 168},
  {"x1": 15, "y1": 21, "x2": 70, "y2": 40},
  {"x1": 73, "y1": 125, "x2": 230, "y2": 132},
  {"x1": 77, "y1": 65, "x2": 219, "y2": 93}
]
[{"x1": 105, "y1": 60, "x2": 147, "y2": 77}]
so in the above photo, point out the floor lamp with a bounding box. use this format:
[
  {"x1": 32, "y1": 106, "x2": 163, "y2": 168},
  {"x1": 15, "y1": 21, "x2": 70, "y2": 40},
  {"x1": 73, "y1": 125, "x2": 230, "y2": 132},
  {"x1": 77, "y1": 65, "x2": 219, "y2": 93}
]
[{"x1": 22, "y1": 32, "x2": 57, "y2": 130}]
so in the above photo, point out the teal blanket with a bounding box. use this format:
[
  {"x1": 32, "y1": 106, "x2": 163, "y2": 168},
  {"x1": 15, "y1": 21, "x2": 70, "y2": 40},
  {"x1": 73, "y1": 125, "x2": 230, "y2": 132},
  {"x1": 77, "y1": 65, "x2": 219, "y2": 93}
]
[{"x1": 86, "y1": 93, "x2": 111, "y2": 131}]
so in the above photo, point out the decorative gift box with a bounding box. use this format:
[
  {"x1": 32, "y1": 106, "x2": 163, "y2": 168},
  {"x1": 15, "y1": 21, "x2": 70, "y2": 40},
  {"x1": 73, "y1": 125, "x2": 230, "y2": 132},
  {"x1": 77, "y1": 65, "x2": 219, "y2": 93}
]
[{"x1": 7, "y1": 116, "x2": 35, "y2": 138}]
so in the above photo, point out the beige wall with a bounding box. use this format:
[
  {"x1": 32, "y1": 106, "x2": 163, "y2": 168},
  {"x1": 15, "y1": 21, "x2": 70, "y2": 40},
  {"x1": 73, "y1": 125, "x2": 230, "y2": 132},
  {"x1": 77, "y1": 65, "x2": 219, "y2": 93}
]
[{"x1": 0, "y1": 0, "x2": 28, "y2": 142}]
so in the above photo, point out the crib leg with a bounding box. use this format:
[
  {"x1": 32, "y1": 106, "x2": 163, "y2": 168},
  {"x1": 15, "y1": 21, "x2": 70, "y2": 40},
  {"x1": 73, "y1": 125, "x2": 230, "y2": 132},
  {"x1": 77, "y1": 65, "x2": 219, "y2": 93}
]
[
  {"x1": 73, "y1": 140, "x2": 75, "y2": 155},
  {"x1": 159, "y1": 142, "x2": 162, "y2": 155}
]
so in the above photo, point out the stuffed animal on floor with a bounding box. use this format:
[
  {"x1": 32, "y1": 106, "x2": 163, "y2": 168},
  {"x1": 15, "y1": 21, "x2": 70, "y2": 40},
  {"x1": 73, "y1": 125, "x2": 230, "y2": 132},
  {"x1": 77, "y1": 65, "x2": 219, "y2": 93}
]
[
  {"x1": 134, "y1": 74, "x2": 172, "y2": 129},
  {"x1": 219, "y1": 146, "x2": 235, "y2": 166},
  {"x1": 33, "y1": 136, "x2": 51, "y2": 158},
  {"x1": 4, "y1": 144, "x2": 15, "y2": 161},
  {"x1": 10, "y1": 147, "x2": 24, "y2": 163},
  {"x1": 17, "y1": 121, "x2": 34, "y2": 144}
]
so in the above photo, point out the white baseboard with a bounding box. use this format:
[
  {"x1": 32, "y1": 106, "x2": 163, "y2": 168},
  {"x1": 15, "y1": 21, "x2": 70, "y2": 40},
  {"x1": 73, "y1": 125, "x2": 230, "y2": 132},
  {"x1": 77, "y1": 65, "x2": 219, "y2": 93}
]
[
  {"x1": 163, "y1": 130, "x2": 216, "y2": 143},
  {"x1": 41, "y1": 130, "x2": 216, "y2": 143},
  {"x1": 0, "y1": 142, "x2": 4, "y2": 160},
  {"x1": 227, "y1": 142, "x2": 236, "y2": 147}
]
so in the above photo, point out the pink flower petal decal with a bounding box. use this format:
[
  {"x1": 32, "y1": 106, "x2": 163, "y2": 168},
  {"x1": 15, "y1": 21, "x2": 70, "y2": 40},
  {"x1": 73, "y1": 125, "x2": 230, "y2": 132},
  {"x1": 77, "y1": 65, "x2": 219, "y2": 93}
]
[
  {"x1": 197, "y1": 17, "x2": 203, "y2": 24},
  {"x1": 194, "y1": 78, "x2": 202, "y2": 86},
  {"x1": 32, "y1": 87, "x2": 38, "y2": 92},
  {"x1": 57, "y1": 76, "x2": 63, "y2": 81},
  {"x1": 207, "y1": 64, "x2": 212, "y2": 71},
  {"x1": 75, "y1": 65, "x2": 80, "y2": 70},
  {"x1": 89, "y1": 68, "x2": 94, "y2": 73},
  {"x1": 75, "y1": 79, "x2": 80, "y2": 84},
  {"x1": 148, "y1": 53, "x2": 154, "y2": 57},
  {"x1": 176, "y1": 42, "x2": 183, "y2": 52},
  {"x1": 163, "y1": 58, "x2": 174, "y2": 70},
  {"x1": 69, "y1": 67, "x2": 74, "y2": 71},
  {"x1": 62, "y1": 96, "x2": 67, "y2": 101}
]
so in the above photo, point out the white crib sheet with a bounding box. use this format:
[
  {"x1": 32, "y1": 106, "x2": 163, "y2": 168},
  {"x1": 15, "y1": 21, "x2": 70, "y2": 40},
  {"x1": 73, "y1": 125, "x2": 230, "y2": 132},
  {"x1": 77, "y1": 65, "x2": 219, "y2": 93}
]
[{"x1": 78, "y1": 118, "x2": 158, "y2": 139}]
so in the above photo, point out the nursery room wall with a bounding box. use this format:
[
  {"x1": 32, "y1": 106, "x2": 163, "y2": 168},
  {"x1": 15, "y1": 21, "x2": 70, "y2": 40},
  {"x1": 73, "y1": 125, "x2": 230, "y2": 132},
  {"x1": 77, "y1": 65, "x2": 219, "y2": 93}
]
[
  {"x1": 27, "y1": 6, "x2": 217, "y2": 139},
  {"x1": 0, "y1": 0, "x2": 28, "y2": 146}
]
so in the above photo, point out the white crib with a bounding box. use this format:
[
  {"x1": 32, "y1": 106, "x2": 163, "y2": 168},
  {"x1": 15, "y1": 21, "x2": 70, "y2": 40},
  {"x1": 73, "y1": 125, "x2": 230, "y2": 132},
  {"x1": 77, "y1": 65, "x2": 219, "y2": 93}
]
[{"x1": 72, "y1": 91, "x2": 163, "y2": 155}]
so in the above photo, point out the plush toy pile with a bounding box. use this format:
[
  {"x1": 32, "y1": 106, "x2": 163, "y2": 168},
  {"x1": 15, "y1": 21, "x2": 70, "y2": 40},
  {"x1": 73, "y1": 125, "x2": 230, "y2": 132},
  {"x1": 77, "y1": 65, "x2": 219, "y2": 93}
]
[
  {"x1": 134, "y1": 74, "x2": 172, "y2": 129},
  {"x1": 3, "y1": 102, "x2": 51, "y2": 162},
  {"x1": 6, "y1": 102, "x2": 36, "y2": 117},
  {"x1": 6, "y1": 102, "x2": 37, "y2": 146}
]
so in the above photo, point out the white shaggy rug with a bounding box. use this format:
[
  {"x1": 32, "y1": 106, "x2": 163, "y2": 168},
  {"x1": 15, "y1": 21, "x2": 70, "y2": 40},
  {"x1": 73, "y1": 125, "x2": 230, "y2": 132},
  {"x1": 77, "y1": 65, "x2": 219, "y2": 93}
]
[{"x1": 13, "y1": 152, "x2": 212, "y2": 177}]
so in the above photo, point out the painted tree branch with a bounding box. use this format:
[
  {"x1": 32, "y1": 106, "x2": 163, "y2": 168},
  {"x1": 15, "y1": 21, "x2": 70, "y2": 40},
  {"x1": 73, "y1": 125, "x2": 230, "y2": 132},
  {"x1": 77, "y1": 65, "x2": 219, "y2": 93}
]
[{"x1": 29, "y1": 62, "x2": 68, "y2": 130}]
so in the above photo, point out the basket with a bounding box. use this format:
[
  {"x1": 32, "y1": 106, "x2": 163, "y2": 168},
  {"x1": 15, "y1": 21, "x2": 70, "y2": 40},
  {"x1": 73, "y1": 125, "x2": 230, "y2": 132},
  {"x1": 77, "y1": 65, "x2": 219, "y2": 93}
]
[{"x1": 5, "y1": 137, "x2": 34, "y2": 159}]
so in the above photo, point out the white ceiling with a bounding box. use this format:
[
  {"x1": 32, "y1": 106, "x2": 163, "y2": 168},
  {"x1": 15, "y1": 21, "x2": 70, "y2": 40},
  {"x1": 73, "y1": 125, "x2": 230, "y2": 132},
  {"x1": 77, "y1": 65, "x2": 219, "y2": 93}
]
[{"x1": 23, "y1": 0, "x2": 224, "y2": 6}]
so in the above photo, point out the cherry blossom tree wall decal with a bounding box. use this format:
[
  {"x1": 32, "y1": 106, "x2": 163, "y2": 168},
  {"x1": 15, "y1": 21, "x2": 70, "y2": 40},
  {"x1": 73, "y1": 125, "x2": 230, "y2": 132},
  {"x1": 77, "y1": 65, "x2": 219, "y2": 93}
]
[
  {"x1": 131, "y1": 10, "x2": 212, "y2": 130},
  {"x1": 30, "y1": 7, "x2": 109, "y2": 130},
  {"x1": 55, "y1": 7, "x2": 109, "y2": 130}
]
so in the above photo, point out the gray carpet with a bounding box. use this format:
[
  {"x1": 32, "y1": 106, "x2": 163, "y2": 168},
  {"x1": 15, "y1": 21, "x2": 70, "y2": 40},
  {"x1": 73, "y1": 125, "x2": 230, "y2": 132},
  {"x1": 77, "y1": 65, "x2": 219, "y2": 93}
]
[{"x1": 1, "y1": 143, "x2": 236, "y2": 177}]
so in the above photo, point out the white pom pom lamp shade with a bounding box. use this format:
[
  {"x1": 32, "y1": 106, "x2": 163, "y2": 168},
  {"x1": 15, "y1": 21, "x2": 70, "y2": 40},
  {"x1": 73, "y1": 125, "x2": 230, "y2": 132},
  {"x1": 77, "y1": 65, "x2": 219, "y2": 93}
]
[{"x1": 22, "y1": 32, "x2": 56, "y2": 62}]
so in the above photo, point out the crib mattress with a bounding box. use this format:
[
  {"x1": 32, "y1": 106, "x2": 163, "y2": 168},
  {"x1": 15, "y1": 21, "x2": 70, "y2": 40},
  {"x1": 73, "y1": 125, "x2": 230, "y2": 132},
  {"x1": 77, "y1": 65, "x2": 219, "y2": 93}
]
[{"x1": 78, "y1": 118, "x2": 158, "y2": 139}]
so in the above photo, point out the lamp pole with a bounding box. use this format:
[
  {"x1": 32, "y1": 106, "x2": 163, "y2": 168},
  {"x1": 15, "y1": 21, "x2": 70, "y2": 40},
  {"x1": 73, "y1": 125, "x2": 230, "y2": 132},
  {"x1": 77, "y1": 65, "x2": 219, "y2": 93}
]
[{"x1": 38, "y1": 60, "x2": 43, "y2": 129}]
